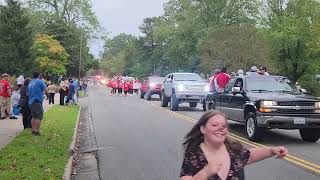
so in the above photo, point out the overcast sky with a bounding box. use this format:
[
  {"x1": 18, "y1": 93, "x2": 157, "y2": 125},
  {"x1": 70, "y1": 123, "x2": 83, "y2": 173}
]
[{"x1": 90, "y1": 0, "x2": 167, "y2": 57}]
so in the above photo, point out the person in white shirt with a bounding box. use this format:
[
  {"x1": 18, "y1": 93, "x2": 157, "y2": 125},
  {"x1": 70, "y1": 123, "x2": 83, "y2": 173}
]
[{"x1": 17, "y1": 75, "x2": 24, "y2": 88}]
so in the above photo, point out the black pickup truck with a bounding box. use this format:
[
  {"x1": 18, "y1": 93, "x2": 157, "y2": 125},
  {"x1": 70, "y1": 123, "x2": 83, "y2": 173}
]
[{"x1": 205, "y1": 75, "x2": 320, "y2": 142}]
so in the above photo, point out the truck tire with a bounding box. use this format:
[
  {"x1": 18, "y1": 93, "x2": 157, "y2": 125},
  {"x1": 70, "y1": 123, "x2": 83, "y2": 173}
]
[
  {"x1": 299, "y1": 129, "x2": 320, "y2": 142},
  {"x1": 146, "y1": 90, "x2": 152, "y2": 101},
  {"x1": 170, "y1": 92, "x2": 179, "y2": 111},
  {"x1": 140, "y1": 92, "x2": 145, "y2": 99},
  {"x1": 189, "y1": 102, "x2": 197, "y2": 108},
  {"x1": 161, "y1": 93, "x2": 169, "y2": 107},
  {"x1": 245, "y1": 112, "x2": 265, "y2": 142}
]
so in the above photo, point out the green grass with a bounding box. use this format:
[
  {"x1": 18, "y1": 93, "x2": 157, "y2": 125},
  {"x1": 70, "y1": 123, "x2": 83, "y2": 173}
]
[{"x1": 0, "y1": 105, "x2": 80, "y2": 179}]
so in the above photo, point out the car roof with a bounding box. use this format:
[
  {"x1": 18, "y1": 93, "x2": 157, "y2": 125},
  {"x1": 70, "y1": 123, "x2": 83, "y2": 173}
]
[
  {"x1": 236, "y1": 75, "x2": 285, "y2": 79},
  {"x1": 170, "y1": 72, "x2": 199, "y2": 75}
]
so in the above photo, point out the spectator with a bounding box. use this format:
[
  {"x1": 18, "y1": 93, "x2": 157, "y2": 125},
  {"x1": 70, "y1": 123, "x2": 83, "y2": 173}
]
[
  {"x1": 260, "y1": 66, "x2": 270, "y2": 76},
  {"x1": 59, "y1": 78, "x2": 68, "y2": 105},
  {"x1": 209, "y1": 69, "x2": 221, "y2": 93},
  {"x1": 214, "y1": 67, "x2": 231, "y2": 93},
  {"x1": 19, "y1": 78, "x2": 32, "y2": 129},
  {"x1": 28, "y1": 72, "x2": 48, "y2": 135},
  {"x1": 68, "y1": 79, "x2": 76, "y2": 105},
  {"x1": 17, "y1": 75, "x2": 24, "y2": 88},
  {"x1": 11, "y1": 86, "x2": 20, "y2": 119},
  {"x1": 82, "y1": 81, "x2": 88, "y2": 96},
  {"x1": 47, "y1": 81, "x2": 56, "y2": 105},
  {"x1": 237, "y1": 69, "x2": 244, "y2": 76},
  {"x1": 246, "y1": 66, "x2": 259, "y2": 76},
  {"x1": 0, "y1": 73, "x2": 14, "y2": 119}
]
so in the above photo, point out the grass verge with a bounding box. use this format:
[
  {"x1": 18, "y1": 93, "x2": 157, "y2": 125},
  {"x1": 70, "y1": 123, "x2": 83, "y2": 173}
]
[{"x1": 0, "y1": 105, "x2": 80, "y2": 179}]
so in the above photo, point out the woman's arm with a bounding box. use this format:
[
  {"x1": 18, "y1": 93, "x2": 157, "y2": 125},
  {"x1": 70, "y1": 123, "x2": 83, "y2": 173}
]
[{"x1": 247, "y1": 146, "x2": 288, "y2": 165}]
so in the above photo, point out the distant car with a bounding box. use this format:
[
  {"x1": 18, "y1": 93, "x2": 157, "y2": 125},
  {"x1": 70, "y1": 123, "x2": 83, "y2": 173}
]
[
  {"x1": 161, "y1": 73, "x2": 209, "y2": 111},
  {"x1": 140, "y1": 76, "x2": 165, "y2": 100},
  {"x1": 206, "y1": 75, "x2": 320, "y2": 142}
]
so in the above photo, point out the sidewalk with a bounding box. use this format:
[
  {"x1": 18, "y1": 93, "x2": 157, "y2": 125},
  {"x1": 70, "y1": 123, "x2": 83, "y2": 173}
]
[{"x1": 0, "y1": 94, "x2": 58, "y2": 150}]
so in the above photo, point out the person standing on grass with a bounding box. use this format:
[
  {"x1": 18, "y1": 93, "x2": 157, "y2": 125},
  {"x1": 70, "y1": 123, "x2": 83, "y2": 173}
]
[
  {"x1": 67, "y1": 79, "x2": 76, "y2": 105},
  {"x1": 16, "y1": 75, "x2": 24, "y2": 88},
  {"x1": 59, "y1": 78, "x2": 68, "y2": 105},
  {"x1": 28, "y1": 72, "x2": 48, "y2": 136},
  {"x1": 47, "y1": 81, "x2": 56, "y2": 105},
  {"x1": 10, "y1": 86, "x2": 20, "y2": 119},
  {"x1": 19, "y1": 78, "x2": 32, "y2": 129},
  {"x1": 0, "y1": 73, "x2": 14, "y2": 119}
]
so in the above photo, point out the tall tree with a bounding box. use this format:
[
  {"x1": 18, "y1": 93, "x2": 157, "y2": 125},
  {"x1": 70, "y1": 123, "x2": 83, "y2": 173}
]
[
  {"x1": 32, "y1": 33, "x2": 69, "y2": 76},
  {"x1": 0, "y1": 0, "x2": 33, "y2": 75},
  {"x1": 266, "y1": 0, "x2": 320, "y2": 82}
]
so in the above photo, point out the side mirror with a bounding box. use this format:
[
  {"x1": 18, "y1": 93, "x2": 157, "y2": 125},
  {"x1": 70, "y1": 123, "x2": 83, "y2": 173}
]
[
  {"x1": 232, "y1": 87, "x2": 241, "y2": 94},
  {"x1": 300, "y1": 88, "x2": 307, "y2": 94}
]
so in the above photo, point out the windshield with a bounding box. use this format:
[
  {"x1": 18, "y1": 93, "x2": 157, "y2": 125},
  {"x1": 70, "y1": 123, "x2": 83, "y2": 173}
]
[
  {"x1": 149, "y1": 77, "x2": 164, "y2": 83},
  {"x1": 174, "y1": 74, "x2": 202, "y2": 81},
  {"x1": 246, "y1": 77, "x2": 299, "y2": 93}
]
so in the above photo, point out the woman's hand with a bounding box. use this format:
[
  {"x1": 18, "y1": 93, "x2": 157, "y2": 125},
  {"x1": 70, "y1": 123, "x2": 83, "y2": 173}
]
[
  {"x1": 203, "y1": 162, "x2": 222, "y2": 177},
  {"x1": 271, "y1": 146, "x2": 288, "y2": 159}
]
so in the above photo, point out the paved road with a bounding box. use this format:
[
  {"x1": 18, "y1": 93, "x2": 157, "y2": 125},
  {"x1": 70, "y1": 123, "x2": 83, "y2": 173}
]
[{"x1": 87, "y1": 85, "x2": 320, "y2": 180}]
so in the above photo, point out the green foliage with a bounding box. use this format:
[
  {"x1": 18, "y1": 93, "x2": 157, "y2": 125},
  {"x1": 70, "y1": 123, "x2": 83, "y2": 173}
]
[
  {"x1": 0, "y1": 105, "x2": 79, "y2": 179},
  {"x1": 0, "y1": 0, "x2": 34, "y2": 76},
  {"x1": 266, "y1": 0, "x2": 320, "y2": 82},
  {"x1": 32, "y1": 33, "x2": 69, "y2": 75}
]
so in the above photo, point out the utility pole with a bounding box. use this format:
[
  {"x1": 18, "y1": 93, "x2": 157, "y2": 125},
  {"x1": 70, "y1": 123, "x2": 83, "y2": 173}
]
[{"x1": 79, "y1": 27, "x2": 83, "y2": 83}]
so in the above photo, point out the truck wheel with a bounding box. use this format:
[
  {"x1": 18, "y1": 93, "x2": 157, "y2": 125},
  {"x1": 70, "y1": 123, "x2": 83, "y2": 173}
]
[
  {"x1": 189, "y1": 102, "x2": 197, "y2": 108},
  {"x1": 161, "y1": 94, "x2": 169, "y2": 107},
  {"x1": 245, "y1": 112, "x2": 265, "y2": 142},
  {"x1": 146, "y1": 90, "x2": 152, "y2": 101},
  {"x1": 299, "y1": 129, "x2": 320, "y2": 142},
  {"x1": 170, "y1": 93, "x2": 179, "y2": 111}
]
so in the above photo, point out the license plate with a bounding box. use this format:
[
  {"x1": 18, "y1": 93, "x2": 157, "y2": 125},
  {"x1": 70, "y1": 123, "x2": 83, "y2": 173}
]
[{"x1": 294, "y1": 117, "x2": 306, "y2": 125}]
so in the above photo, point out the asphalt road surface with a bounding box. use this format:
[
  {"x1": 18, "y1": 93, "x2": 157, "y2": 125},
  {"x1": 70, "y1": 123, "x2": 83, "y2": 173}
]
[{"x1": 86, "y1": 85, "x2": 320, "y2": 180}]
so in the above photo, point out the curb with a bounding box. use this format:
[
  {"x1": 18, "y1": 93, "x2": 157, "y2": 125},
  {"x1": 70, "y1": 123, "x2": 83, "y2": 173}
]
[{"x1": 63, "y1": 105, "x2": 82, "y2": 180}]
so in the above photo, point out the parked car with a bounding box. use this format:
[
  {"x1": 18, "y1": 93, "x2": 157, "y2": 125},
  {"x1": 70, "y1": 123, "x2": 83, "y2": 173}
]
[
  {"x1": 205, "y1": 75, "x2": 320, "y2": 142},
  {"x1": 140, "y1": 76, "x2": 165, "y2": 100},
  {"x1": 161, "y1": 73, "x2": 209, "y2": 111}
]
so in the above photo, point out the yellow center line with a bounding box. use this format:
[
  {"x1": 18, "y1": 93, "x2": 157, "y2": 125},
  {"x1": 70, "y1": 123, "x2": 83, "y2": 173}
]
[{"x1": 146, "y1": 101, "x2": 320, "y2": 174}]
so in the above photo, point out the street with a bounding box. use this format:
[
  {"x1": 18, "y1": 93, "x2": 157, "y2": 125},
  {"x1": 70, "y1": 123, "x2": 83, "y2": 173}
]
[{"x1": 87, "y1": 85, "x2": 320, "y2": 180}]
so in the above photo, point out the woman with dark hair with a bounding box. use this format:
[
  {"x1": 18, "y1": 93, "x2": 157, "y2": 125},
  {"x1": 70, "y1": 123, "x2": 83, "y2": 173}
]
[
  {"x1": 19, "y1": 78, "x2": 32, "y2": 129},
  {"x1": 180, "y1": 111, "x2": 288, "y2": 180}
]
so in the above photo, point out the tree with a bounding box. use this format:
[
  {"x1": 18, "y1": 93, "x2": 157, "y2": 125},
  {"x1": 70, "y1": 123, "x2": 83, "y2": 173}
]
[
  {"x1": 265, "y1": 0, "x2": 320, "y2": 82},
  {"x1": 198, "y1": 26, "x2": 270, "y2": 74},
  {"x1": 32, "y1": 33, "x2": 69, "y2": 75},
  {"x1": 0, "y1": 0, "x2": 33, "y2": 75}
]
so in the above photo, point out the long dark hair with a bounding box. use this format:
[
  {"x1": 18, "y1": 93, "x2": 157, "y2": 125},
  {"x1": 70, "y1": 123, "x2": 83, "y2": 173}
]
[{"x1": 182, "y1": 111, "x2": 242, "y2": 156}]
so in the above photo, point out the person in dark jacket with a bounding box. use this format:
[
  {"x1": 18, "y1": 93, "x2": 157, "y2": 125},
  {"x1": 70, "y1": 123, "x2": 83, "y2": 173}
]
[{"x1": 19, "y1": 78, "x2": 32, "y2": 129}]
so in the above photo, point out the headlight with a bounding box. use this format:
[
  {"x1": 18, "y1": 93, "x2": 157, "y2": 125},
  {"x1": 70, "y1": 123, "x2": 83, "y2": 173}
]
[
  {"x1": 204, "y1": 84, "x2": 210, "y2": 92},
  {"x1": 260, "y1": 100, "x2": 277, "y2": 107},
  {"x1": 149, "y1": 82, "x2": 156, "y2": 88},
  {"x1": 177, "y1": 84, "x2": 184, "y2": 91},
  {"x1": 315, "y1": 102, "x2": 320, "y2": 113}
]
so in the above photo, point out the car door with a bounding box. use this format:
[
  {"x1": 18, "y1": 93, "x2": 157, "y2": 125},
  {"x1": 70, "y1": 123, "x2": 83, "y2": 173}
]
[
  {"x1": 229, "y1": 78, "x2": 246, "y2": 122},
  {"x1": 163, "y1": 74, "x2": 172, "y2": 97},
  {"x1": 219, "y1": 79, "x2": 236, "y2": 119}
]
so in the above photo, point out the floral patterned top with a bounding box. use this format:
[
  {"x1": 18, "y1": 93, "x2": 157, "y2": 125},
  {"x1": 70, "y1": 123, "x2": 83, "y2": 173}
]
[{"x1": 180, "y1": 145, "x2": 251, "y2": 180}]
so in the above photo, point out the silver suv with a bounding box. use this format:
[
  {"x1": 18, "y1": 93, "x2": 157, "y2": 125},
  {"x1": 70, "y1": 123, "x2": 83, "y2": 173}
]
[{"x1": 161, "y1": 73, "x2": 209, "y2": 111}]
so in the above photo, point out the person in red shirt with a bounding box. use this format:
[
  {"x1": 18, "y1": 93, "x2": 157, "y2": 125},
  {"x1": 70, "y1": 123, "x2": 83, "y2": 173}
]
[
  {"x1": 214, "y1": 67, "x2": 231, "y2": 93},
  {"x1": 0, "y1": 73, "x2": 13, "y2": 119},
  {"x1": 123, "y1": 81, "x2": 129, "y2": 96},
  {"x1": 118, "y1": 79, "x2": 123, "y2": 95}
]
